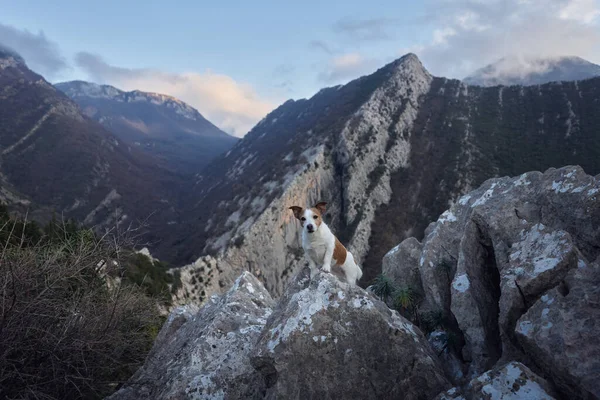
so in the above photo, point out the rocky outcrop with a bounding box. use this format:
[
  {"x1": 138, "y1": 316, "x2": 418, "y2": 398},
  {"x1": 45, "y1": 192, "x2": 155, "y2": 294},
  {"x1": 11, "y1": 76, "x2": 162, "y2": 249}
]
[
  {"x1": 515, "y1": 261, "x2": 600, "y2": 399},
  {"x1": 383, "y1": 165, "x2": 600, "y2": 399},
  {"x1": 436, "y1": 361, "x2": 557, "y2": 400},
  {"x1": 108, "y1": 272, "x2": 274, "y2": 400},
  {"x1": 251, "y1": 267, "x2": 450, "y2": 399},
  {"x1": 115, "y1": 267, "x2": 452, "y2": 399}
]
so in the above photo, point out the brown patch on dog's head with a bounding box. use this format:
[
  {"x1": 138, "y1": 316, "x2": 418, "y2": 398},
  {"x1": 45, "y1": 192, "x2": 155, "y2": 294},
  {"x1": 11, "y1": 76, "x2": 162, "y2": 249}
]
[
  {"x1": 314, "y1": 201, "x2": 327, "y2": 214},
  {"x1": 288, "y1": 206, "x2": 304, "y2": 221}
]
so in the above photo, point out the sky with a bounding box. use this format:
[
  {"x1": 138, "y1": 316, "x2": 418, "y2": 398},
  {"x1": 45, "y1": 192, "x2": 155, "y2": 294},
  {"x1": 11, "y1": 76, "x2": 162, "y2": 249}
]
[{"x1": 1, "y1": 0, "x2": 600, "y2": 136}]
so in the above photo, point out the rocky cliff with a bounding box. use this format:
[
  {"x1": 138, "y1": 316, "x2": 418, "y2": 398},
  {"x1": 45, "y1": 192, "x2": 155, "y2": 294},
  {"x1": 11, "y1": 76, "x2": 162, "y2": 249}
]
[
  {"x1": 112, "y1": 166, "x2": 598, "y2": 400},
  {"x1": 161, "y1": 53, "x2": 600, "y2": 306},
  {"x1": 383, "y1": 165, "x2": 600, "y2": 399}
]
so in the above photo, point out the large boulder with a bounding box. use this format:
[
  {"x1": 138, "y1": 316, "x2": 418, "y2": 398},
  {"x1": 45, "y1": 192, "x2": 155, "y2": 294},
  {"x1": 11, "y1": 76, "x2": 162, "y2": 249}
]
[
  {"x1": 250, "y1": 267, "x2": 451, "y2": 400},
  {"x1": 108, "y1": 272, "x2": 274, "y2": 400},
  {"x1": 436, "y1": 361, "x2": 557, "y2": 400},
  {"x1": 515, "y1": 261, "x2": 600, "y2": 399},
  {"x1": 382, "y1": 166, "x2": 600, "y2": 395}
]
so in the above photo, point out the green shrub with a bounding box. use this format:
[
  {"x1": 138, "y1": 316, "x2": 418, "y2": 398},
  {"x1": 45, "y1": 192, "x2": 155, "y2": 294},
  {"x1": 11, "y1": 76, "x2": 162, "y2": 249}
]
[{"x1": 371, "y1": 274, "x2": 396, "y2": 303}]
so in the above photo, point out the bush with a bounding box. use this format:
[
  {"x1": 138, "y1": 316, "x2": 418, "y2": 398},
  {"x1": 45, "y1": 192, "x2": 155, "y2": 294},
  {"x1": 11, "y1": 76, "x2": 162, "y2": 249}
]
[
  {"x1": 371, "y1": 274, "x2": 396, "y2": 304},
  {"x1": 0, "y1": 213, "x2": 162, "y2": 399}
]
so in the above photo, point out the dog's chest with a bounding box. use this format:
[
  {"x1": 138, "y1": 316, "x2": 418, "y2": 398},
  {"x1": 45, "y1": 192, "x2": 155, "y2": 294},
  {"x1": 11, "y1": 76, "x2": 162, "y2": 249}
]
[{"x1": 306, "y1": 243, "x2": 326, "y2": 262}]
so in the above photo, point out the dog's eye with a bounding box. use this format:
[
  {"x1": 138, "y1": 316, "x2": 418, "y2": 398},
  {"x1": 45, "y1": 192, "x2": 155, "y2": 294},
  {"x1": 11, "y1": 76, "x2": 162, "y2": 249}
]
[
  {"x1": 313, "y1": 215, "x2": 318, "y2": 219},
  {"x1": 301, "y1": 217, "x2": 306, "y2": 221}
]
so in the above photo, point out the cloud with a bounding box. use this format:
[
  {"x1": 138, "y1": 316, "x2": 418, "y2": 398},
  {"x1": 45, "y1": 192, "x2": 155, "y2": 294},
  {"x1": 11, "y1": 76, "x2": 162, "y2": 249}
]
[
  {"x1": 76, "y1": 52, "x2": 276, "y2": 137},
  {"x1": 273, "y1": 64, "x2": 295, "y2": 77},
  {"x1": 318, "y1": 53, "x2": 379, "y2": 83},
  {"x1": 0, "y1": 23, "x2": 68, "y2": 78},
  {"x1": 333, "y1": 17, "x2": 399, "y2": 41},
  {"x1": 309, "y1": 40, "x2": 335, "y2": 55},
  {"x1": 412, "y1": 0, "x2": 600, "y2": 79}
]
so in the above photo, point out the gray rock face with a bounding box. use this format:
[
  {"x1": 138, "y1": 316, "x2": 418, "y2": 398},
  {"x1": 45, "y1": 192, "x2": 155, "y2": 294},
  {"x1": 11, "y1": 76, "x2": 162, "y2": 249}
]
[
  {"x1": 436, "y1": 361, "x2": 557, "y2": 400},
  {"x1": 250, "y1": 267, "x2": 451, "y2": 400},
  {"x1": 383, "y1": 166, "x2": 600, "y2": 398},
  {"x1": 515, "y1": 261, "x2": 600, "y2": 399},
  {"x1": 382, "y1": 237, "x2": 424, "y2": 299},
  {"x1": 108, "y1": 272, "x2": 274, "y2": 400}
]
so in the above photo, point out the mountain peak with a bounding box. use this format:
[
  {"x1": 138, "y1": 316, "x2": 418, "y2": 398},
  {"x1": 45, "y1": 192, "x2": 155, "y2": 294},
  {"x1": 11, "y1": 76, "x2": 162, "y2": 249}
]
[
  {"x1": 0, "y1": 45, "x2": 26, "y2": 69},
  {"x1": 464, "y1": 55, "x2": 600, "y2": 87},
  {"x1": 385, "y1": 53, "x2": 431, "y2": 81}
]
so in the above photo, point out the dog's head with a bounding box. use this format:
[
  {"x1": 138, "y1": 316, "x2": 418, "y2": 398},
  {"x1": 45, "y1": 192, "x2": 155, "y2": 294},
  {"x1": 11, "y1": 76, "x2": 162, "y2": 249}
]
[{"x1": 289, "y1": 202, "x2": 327, "y2": 234}]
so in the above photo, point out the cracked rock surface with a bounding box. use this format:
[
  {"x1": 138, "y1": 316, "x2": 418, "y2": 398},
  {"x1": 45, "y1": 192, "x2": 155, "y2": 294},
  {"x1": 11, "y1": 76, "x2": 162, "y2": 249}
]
[{"x1": 384, "y1": 166, "x2": 600, "y2": 399}]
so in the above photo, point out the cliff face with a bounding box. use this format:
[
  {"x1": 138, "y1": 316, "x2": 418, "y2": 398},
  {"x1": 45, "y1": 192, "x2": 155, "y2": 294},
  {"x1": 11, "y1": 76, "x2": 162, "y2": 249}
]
[{"x1": 161, "y1": 54, "x2": 600, "y2": 304}]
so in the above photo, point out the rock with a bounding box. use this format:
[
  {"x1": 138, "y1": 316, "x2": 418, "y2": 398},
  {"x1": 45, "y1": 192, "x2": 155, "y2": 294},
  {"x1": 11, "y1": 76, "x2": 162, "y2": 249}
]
[
  {"x1": 382, "y1": 237, "x2": 424, "y2": 299},
  {"x1": 384, "y1": 166, "x2": 600, "y2": 395},
  {"x1": 436, "y1": 361, "x2": 557, "y2": 400},
  {"x1": 499, "y1": 224, "x2": 578, "y2": 339},
  {"x1": 108, "y1": 272, "x2": 274, "y2": 400},
  {"x1": 428, "y1": 330, "x2": 467, "y2": 384},
  {"x1": 515, "y1": 261, "x2": 600, "y2": 399},
  {"x1": 250, "y1": 267, "x2": 451, "y2": 399}
]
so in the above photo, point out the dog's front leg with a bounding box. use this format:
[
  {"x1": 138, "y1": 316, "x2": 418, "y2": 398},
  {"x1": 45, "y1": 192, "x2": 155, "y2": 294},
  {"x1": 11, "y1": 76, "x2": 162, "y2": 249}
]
[
  {"x1": 307, "y1": 256, "x2": 319, "y2": 278},
  {"x1": 321, "y1": 245, "x2": 334, "y2": 273}
]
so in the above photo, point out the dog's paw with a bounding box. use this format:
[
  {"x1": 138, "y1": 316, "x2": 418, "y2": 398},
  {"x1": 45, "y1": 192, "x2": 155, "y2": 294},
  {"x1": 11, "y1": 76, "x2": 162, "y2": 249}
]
[{"x1": 319, "y1": 267, "x2": 331, "y2": 273}]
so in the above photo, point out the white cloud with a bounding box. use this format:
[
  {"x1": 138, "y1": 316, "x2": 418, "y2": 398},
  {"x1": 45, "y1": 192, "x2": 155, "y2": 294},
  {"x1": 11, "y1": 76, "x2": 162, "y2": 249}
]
[
  {"x1": 76, "y1": 52, "x2": 277, "y2": 137},
  {"x1": 318, "y1": 53, "x2": 379, "y2": 83},
  {"x1": 412, "y1": 0, "x2": 600, "y2": 78},
  {"x1": 559, "y1": 0, "x2": 600, "y2": 23}
]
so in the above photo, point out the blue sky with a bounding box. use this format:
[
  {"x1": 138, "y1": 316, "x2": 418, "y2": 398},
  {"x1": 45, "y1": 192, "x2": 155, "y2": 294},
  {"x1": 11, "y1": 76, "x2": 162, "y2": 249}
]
[{"x1": 2, "y1": 0, "x2": 600, "y2": 135}]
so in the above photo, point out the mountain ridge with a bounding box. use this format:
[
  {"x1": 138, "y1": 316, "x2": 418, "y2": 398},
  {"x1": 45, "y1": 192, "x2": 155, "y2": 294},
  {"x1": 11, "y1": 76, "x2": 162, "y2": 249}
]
[
  {"x1": 0, "y1": 49, "x2": 185, "y2": 241},
  {"x1": 159, "y1": 52, "x2": 600, "y2": 307},
  {"x1": 56, "y1": 80, "x2": 238, "y2": 175}
]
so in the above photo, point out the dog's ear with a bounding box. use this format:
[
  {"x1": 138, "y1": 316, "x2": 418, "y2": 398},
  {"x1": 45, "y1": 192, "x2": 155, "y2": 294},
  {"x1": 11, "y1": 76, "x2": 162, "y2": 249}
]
[
  {"x1": 314, "y1": 202, "x2": 327, "y2": 214},
  {"x1": 288, "y1": 206, "x2": 303, "y2": 220}
]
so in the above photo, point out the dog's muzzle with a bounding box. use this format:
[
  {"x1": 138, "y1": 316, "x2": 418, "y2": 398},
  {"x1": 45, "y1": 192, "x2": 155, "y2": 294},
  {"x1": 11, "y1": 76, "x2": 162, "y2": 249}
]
[{"x1": 307, "y1": 224, "x2": 315, "y2": 233}]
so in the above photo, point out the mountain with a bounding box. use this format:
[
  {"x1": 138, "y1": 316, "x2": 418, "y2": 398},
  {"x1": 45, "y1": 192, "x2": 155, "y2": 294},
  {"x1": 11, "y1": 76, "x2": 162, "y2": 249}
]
[
  {"x1": 157, "y1": 53, "x2": 600, "y2": 307},
  {"x1": 464, "y1": 55, "x2": 600, "y2": 86},
  {"x1": 55, "y1": 81, "x2": 238, "y2": 174},
  {"x1": 0, "y1": 49, "x2": 183, "y2": 239}
]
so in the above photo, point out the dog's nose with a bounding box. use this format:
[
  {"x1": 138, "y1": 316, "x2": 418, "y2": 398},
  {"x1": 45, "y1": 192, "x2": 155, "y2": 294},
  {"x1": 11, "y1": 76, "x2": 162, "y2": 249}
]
[{"x1": 307, "y1": 224, "x2": 314, "y2": 231}]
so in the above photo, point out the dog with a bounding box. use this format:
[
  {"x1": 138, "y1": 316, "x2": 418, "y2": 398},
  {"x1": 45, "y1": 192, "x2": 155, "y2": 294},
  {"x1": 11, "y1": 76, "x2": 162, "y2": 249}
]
[{"x1": 289, "y1": 202, "x2": 363, "y2": 286}]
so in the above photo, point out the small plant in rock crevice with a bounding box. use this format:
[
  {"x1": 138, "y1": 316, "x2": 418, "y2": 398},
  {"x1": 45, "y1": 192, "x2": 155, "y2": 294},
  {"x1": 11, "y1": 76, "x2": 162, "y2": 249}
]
[
  {"x1": 393, "y1": 286, "x2": 420, "y2": 325},
  {"x1": 371, "y1": 274, "x2": 396, "y2": 304}
]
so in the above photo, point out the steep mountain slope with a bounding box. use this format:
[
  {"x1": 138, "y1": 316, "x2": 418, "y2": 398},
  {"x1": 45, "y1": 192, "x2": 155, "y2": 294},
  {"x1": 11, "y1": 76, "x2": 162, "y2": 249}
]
[
  {"x1": 464, "y1": 55, "x2": 600, "y2": 86},
  {"x1": 55, "y1": 81, "x2": 238, "y2": 174},
  {"x1": 0, "y1": 49, "x2": 182, "y2": 238},
  {"x1": 158, "y1": 53, "x2": 600, "y2": 305}
]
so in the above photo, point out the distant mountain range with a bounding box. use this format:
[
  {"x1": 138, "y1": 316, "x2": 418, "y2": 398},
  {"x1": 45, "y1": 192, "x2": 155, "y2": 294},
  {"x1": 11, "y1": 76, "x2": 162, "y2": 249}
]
[
  {"x1": 55, "y1": 81, "x2": 238, "y2": 175},
  {"x1": 0, "y1": 48, "x2": 191, "y2": 237},
  {"x1": 464, "y1": 55, "x2": 600, "y2": 86}
]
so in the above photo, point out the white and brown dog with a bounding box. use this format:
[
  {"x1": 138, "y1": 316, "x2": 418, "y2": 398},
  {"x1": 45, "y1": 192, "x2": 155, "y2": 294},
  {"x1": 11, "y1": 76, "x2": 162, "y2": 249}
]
[{"x1": 289, "y1": 202, "x2": 363, "y2": 286}]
